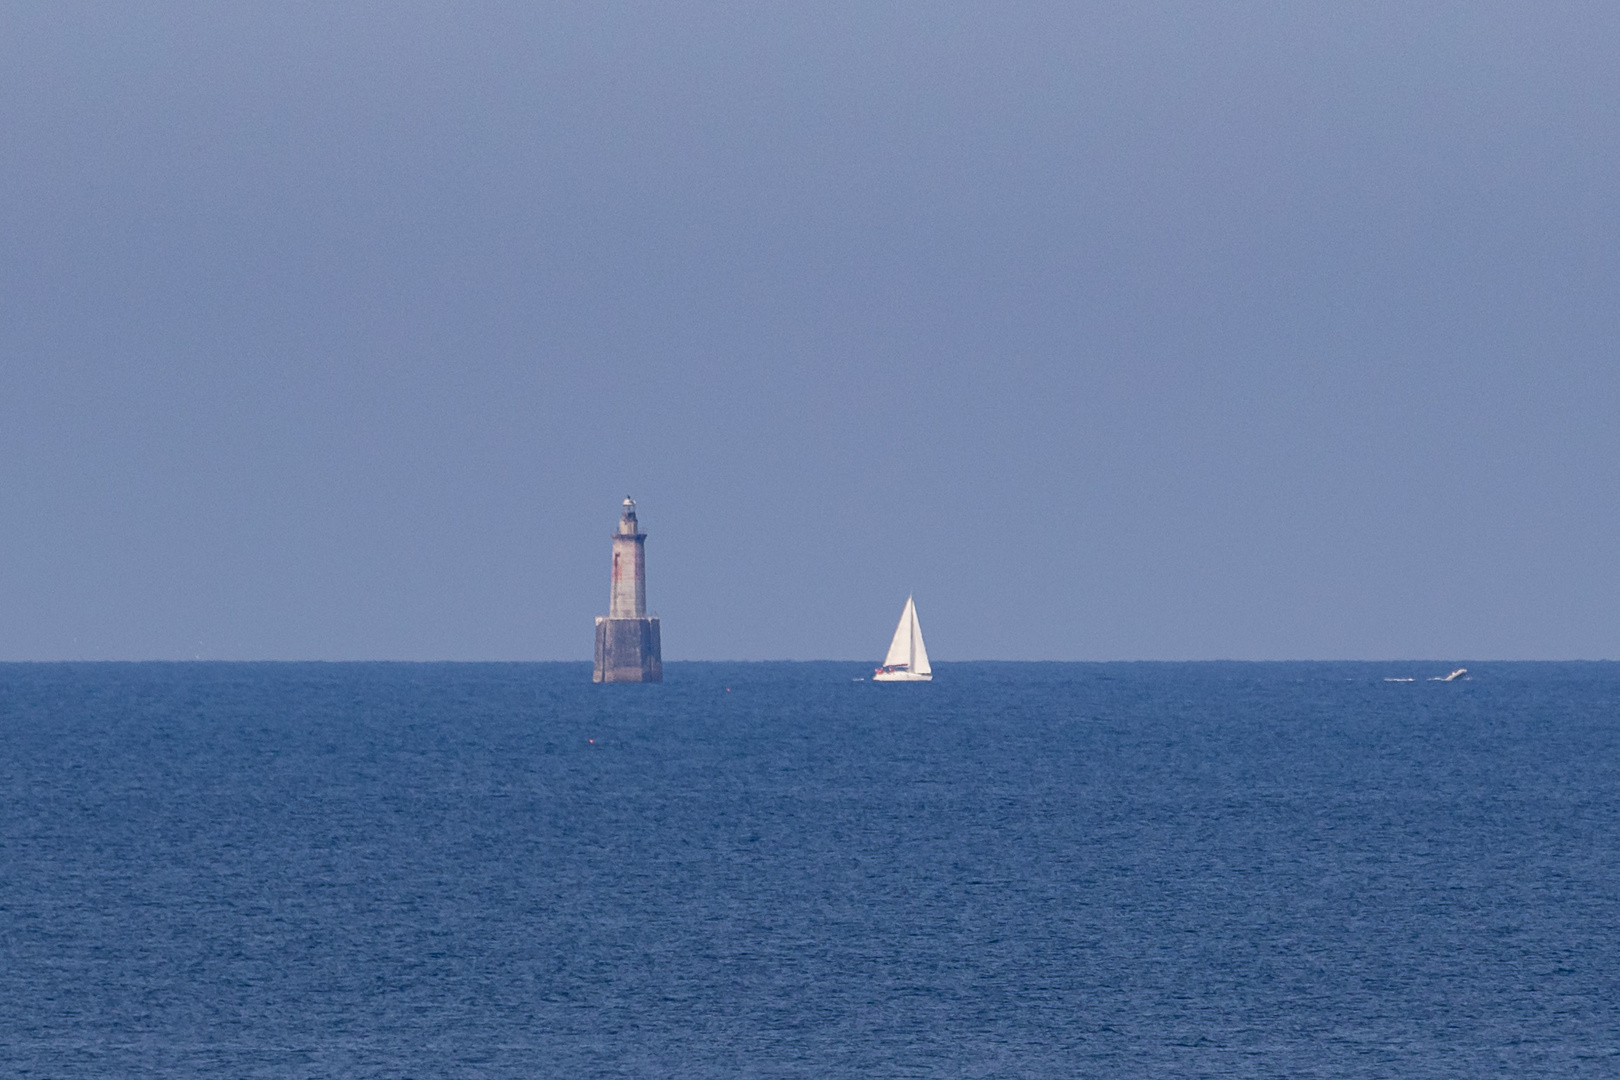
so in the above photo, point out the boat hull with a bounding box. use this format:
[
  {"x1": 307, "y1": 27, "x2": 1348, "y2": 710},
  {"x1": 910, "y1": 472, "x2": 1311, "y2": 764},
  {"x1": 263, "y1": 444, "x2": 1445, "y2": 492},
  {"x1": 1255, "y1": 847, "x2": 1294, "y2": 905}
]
[{"x1": 872, "y1": 670, "x2": 931, "y2": 682}]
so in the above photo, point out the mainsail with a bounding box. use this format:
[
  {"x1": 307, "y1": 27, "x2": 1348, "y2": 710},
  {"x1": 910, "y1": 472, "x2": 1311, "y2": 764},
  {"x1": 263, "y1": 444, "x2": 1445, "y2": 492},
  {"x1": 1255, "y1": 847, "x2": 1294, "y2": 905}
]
[{"x1": 908, "y1": 598, "x2": 930, "y2": 676}]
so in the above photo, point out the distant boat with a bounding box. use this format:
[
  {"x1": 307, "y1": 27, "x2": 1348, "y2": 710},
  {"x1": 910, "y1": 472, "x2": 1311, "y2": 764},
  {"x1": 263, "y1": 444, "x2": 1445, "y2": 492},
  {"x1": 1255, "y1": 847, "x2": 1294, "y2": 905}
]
[{"x1": 874, "y1": 595, "x2": 932, "y2": 682}]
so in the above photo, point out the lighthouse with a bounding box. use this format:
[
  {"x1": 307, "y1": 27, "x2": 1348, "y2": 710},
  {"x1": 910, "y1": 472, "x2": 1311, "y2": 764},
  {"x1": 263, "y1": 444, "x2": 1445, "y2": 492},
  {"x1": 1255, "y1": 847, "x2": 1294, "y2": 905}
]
[{"x1": 593, "y1": 497, "x2": 663, "y2": 682}]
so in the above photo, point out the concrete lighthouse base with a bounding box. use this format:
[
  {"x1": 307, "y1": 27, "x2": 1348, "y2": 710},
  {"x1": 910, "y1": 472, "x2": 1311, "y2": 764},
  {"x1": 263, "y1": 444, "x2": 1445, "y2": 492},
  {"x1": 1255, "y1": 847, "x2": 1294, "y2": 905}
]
[{"x1": 593, "y1": 616, "x2": 662, "y2": 683}]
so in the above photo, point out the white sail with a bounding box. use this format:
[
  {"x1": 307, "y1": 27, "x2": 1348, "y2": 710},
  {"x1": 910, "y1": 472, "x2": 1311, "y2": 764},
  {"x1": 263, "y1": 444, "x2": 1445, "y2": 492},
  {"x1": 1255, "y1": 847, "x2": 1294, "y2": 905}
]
[
  {"x1": 883, "y1": 597, "x2": 914, "y2": 669},
  {"x1": 875, "y1": 596, "x2": 931, "y2": 681},
  {"x1": 909, "y1": 599, "x2": 930, "y2": 675}
]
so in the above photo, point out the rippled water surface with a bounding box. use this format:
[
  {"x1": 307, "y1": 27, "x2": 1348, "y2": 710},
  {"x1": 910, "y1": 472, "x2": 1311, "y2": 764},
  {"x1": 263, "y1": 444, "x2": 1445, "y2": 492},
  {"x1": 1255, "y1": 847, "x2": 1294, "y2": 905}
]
[{"x1": 2, "y1": 661, "x2": 1618, "y2": 1077}]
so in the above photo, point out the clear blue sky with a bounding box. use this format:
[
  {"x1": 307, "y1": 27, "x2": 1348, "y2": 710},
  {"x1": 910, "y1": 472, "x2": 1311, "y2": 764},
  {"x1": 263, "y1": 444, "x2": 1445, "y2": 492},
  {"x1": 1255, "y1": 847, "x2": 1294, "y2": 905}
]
[{"x1": 2, "y1": 2, "x2": 1617, "y2": 660}]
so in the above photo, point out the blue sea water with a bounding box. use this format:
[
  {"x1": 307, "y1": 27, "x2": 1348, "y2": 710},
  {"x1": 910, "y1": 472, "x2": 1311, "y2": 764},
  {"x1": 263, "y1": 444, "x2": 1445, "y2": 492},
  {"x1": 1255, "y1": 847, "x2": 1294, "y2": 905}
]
[{"x1": 1, "y1": 661, "x2": 1618, "y2": 1078}]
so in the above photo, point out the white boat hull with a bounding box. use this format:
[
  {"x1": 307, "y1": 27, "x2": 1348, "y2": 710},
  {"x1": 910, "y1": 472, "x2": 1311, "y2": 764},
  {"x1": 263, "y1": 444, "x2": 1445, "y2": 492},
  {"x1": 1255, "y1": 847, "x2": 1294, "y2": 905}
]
[{"x1": 873, "y1": 670, "x2": 931, "y2": 682}]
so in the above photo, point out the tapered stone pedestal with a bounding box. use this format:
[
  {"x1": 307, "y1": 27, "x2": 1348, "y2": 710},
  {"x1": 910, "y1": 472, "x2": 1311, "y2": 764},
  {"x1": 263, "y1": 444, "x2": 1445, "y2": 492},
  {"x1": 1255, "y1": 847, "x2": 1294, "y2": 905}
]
[{"x1": 594, "y1": 616, "x2": 662, "y2": 683}]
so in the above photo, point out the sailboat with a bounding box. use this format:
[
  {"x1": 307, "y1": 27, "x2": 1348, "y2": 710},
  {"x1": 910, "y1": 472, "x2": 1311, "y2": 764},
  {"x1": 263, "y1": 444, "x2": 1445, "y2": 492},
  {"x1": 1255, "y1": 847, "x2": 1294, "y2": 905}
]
[{"x1": 873, "y1": 595, "x2": 932, "y2": 682}]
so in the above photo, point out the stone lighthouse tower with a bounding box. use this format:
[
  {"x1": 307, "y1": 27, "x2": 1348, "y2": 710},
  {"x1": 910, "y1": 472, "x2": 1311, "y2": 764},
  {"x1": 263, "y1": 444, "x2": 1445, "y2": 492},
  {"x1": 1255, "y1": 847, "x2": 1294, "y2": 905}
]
[{"x1": 593, "y1": 497, "x2": 663, "y2": 682}]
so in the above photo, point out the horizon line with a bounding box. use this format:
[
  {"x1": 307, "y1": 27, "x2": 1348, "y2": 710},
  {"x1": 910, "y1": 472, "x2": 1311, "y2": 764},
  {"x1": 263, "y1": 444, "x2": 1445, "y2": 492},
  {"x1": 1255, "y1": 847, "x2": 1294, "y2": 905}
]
[{"x1": 0, "y1": 658, "x2": 1616, "y2": 665}]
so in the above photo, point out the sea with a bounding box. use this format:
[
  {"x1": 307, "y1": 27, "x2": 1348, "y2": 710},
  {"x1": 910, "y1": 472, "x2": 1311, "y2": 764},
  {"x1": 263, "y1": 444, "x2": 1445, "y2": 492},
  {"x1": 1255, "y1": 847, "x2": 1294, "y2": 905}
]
[{"x1": 1, "y1": 661, "x2": 1617, "y2": 1078}]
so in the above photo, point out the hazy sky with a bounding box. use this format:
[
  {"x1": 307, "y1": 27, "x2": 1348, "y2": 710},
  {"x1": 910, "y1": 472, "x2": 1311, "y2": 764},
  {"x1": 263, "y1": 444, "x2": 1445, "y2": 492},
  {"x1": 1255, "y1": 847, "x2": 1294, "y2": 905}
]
[{"x1": 2, "y1": 2, "x2": 1617, "y2": 660}]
